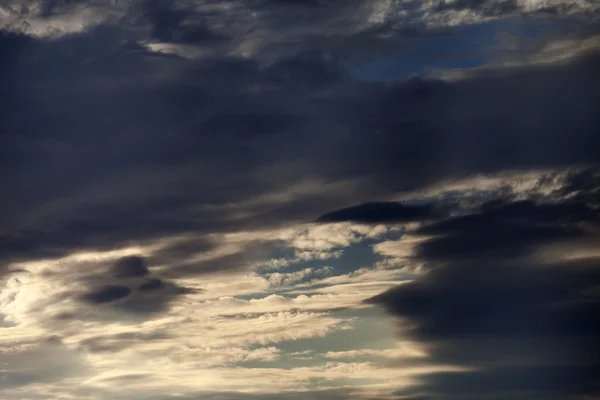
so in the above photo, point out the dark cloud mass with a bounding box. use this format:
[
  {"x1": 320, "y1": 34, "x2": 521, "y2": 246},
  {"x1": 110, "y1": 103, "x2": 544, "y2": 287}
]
[
  {"x1": 81, "y1": 285, "x2": 132, "y2": 304},
  {"x1": 138, "y1": 278, "x2": 164, "y2": 291},
  {"x1": 317, "y1": 202, "x2": 441, "y2": 223},
  {"x1": 69, "y1": 254, "x2": 195, "y2": 317},
  {"x1": 413, "y1": 198, "x2": 598, "y2": 261},
  {"x1": 432, "y1": 0, "x2": 519, "y2": 16},
  {"x1": 1, "y1": 0, "x2": 600, "y2": 398},
  {"x1": 111, "y1": 255, "x2": 149, "y2": 278},
  {"x1": 141, "y1": 0, "x2": 228, "y2": 44},
  {"x1": 367, "y1": 170, "x2": 600, "y2": 399},
  {"x1": 1, "y1": 37, "x2": 598, "y2": 268}
]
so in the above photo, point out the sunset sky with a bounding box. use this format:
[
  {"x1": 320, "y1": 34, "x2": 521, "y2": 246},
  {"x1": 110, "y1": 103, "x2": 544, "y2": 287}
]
[{"x1": 1, "y1": 1, "x2": 599, "y2": 399}]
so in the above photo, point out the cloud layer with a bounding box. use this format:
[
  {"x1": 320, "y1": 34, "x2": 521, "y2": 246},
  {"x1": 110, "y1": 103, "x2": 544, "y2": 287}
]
[
  {"x1": 1, "y1": 0, "x2": 599, "y2": 399},
  {"x1": 368, "y1": 170, "x2": 600, "y2": 399}
]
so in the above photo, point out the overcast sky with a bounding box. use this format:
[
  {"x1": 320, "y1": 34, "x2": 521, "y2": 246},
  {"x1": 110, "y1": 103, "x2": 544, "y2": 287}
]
[{"x1": 1, "y1": 1, "x2": 599, "y2": 399}]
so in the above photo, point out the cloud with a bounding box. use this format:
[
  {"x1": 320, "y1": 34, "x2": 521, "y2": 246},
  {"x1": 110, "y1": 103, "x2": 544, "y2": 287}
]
[
  {"x1": 420, "y1": 0, "x2": 600, "y2": 28},
  {"x1": 265, "y1": 50, "x2": 349, "y2": 86},
  {"x1": 76, "y1": 330, "x2": 170, "y2": 354},
  {"x1": 324, "y1": 344, "x2": 428, "y2": 360},
  {"x1": 80, "y1": 285, "x2": 132, "y2": 304},
  {"x1": 140, "y1": 0, "x2": 229, "y2": 45},
  {"x1": 1, "y1": 25, "x2": 599, "y2": 272},
  {"x1": 0, "y1": 337, "x2": 90, "y2": 391},
  {"x1": 111, "y1": 255, "x2": 149, "y2": 278},
  {"x1": 429, "y1": 0, "x2": 520, "y2": 17},
  {"x1": 371, "y1": 235, "x2": 431, "y2": 270},
  {"x1": 350, "y1": 49, "x2": 600, "y2": 187},
  {"x1": 1, "y1": 0, "x2": 600, "y2": 398},
  {"x1": 367, "y1": 170, "x2": 600, "y2": 398},
  {"x1": 317, "y1": 202, "x2": 441, "y2": 224},
  {"x1": 265, "y1": 267, "x2": 333, "y2": 288},
  {"x1": 138, "y1": 278, "x2": 163, "y2": 291},
  {"x1": 412, "y1": 192, "x2": 598, "y2": 262}
]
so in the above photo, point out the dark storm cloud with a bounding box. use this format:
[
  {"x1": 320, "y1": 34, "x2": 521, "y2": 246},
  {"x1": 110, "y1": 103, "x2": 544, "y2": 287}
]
[
  {"x1": 0, "y1": 209, "x2": 214, "y2": 265},
  {"x1": 81, "y1": 285, "x2": 132, "y2": 304},
  {"x1": 367, "y1": 171, "x2": 600, "y2": 399},
  {"x1": 412, "y1": 198, "x2": 598, "y2": 261},
  {"x1": 266, "y1": 0, "x2": 322, "y2": 7},
  {"x1": 265, "y1": 50, "x2": 348, "y2": 86},
  {"x1": 111, "y1": 255, "x2": 149, "y2": 278},
  {"x1": 0, "y1": 30, "x2": 32, "y2": 76},
  {"x1": 1, "y1": 0, "x2": 600, "y2": 282},
  {"x1": 140, "y1": 0, "x2": 228, "y2": 44},
  {"x1": 138, "y1": 278, "x2": 164, "y2": 291},
  {"x1": 415, "y1": 222, "x2": 587, "y2": 261},
  {"x1": 75, "y1": 277, "x2": 194, "y2": 316},
  {"x1": 395, "y1": 365, "x2": 600, "y2": 400},
  {"x1": 431, "y1": 0, "x2": 519, "y2": 17},
  {"x1": 1, "y1": 25, "x2": 600, "y2": 275},
  {"x1": 67, "y1": 275, "x2": 193, "y2": 318},
  {"x1": 369, "y1": 258, "x2": 600, "y2": 339},
  {"x1": 116, "y1": 0, "x2": 397, "y2": 61},
  {"x1": 317, "y1": 202, "x2": 441, "y2": 224},
  {"x1": 428, "y1": 0, "x2": 598, "y2": 18},
  {"x1": 118, "y1": 279, "x2": 195, "y2": 314},
  {"x1": 62, "y1": 254, "x2": 196, "y2": 317},
  {"x1": 346, "y1": 49, "x2": 600, "y2": 190},
  {"x1": 202, "y1": 112, "x2": 304, "y2": 137},
  {"x1": 7, "y1": 0, "x2": 110, "y2": 19}
]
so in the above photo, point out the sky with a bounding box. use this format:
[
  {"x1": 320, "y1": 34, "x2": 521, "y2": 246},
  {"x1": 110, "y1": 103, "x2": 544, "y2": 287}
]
[{"x1": 0, "y1": 0, "x2": 599, "y2": 399}]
